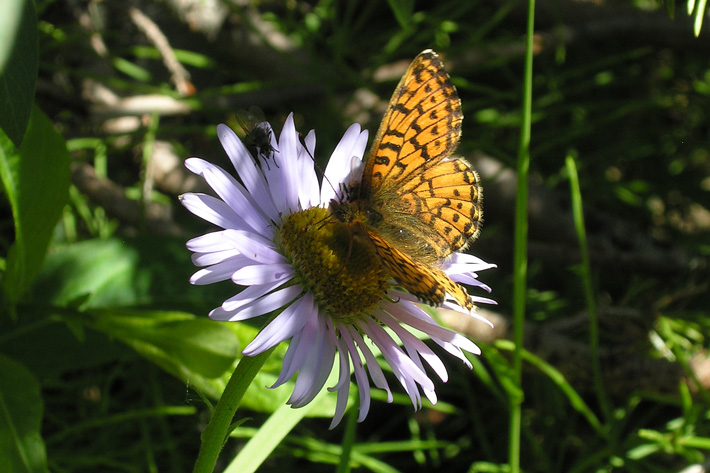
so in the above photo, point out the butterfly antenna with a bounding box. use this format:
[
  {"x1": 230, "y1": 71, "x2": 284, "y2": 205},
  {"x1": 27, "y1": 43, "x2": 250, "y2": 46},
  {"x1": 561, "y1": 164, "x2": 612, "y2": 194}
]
[{"x1": 298, "y1": 132, "x2": 341, "y2": 202}]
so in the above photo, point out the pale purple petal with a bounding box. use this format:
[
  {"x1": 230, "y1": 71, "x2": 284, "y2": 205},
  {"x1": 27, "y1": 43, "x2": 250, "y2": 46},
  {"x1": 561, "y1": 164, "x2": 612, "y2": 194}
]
[
  {"x1": 216, "y1": 124, "x2": 279, "y2": 222},
  {"x1": 231, "y1": 263, "x2": 294, "y2": 286},
  {"x1": 345, "y1": 325, "x2": 392, "y2": 401},
  {"x1": 321, "y1": 124, "x2": 365, "y2": 204},
  {"x1": 222, "y1": 230, "x2": 285, "y2": 264},
  {"x1": 328, "y1": 335, "x2": 351, "y2": 429},
  {"x1": 268, "y1": 114, "x2": 299, "y2": 214},
  {"x1": 211, "y1": 285, "x2": 302, "y2": 322},
  {"x1": 446, "y1": 252, "x2": 497, "y2": 270},
  {"x1": 441, "y1": 299, "x2": 497, "y2": 326},
  {"x1": 338, "y1": 324, "x2": 372, "y2": 422},
  {"x1": 271, "y1": 309, "x2": 319, "y2": 387},
  {"x1": 186, "y1": 231, "x2": 238, "y2": 253},
  {"x1": 288, "y1": 305, "x2": 337, "y2": 407},
  {"x1": 378, "y1": 310, "x2": 448, "y2": 382},
  {"x1": 242, "y1": 293, "x2": 314, "y2": 356},
  {"x1": 180, "y1": 193, "x2": 246, "y2": 230},
  {"x1": 384, "y1": 300, "x2": 482, "y2": 356},
  {"x1": 184, "y1": 159, "x2": 272, "y2": 237},
  {"x1": 298, "y1": 130, "x2": 319, "y2": 208},
  {"x1": 190, "y1": 250, "x2": 240, "y2": 267},
  {"x1": 361, "y1": 318, "x2": 435, "y2": 394},
  {"x1": 221, "y1": 280, "x2": 292, "y2": 311},
  {"x1": 184, "y1": 156, "x2": 212, "y2": 174},
  {"x1": 200, "y1": 167, "x2": 271, "y2": 236},
  {"x1": 189, "y1": 257, "x2": 251, "y2": 285}
]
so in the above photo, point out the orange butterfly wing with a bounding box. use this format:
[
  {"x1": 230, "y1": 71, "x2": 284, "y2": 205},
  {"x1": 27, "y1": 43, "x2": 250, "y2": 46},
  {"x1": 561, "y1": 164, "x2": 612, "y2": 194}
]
[
  {"x1": 335, "y1": 50, "x2": 483, "y2": 310},
  {"x1": 365, "y1": 227, "x2": 475, "y2": 309}
]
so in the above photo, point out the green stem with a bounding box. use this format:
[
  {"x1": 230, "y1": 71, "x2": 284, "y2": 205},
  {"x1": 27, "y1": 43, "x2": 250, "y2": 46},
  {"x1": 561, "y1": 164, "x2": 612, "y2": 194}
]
[
  {"x1": 510, "y1": 0, "x2": 535, "y2": 471},
  {"x1": 192, "y1": 347, "x2": 275, "y2": 473},
  {"x1": 336, "y1": 405, "x2": 357, "y2": 473}
]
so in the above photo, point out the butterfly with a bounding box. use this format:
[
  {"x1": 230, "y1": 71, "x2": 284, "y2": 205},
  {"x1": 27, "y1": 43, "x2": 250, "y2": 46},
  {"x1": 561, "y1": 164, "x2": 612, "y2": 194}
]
[
  {"x1": 329, "y1": 49, "x2": 483, "y2": 310},
  {"x1": 235, "y1": 106, "x2": 279, "y2": 169}
]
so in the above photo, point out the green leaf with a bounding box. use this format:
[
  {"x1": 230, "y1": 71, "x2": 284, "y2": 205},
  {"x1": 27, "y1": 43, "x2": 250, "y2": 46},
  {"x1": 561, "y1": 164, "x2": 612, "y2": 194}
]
[
  {"x1": 86, "y1": 308, "x2": 240, "y2": 380},
  {"x1": 0, "y1": 312, "x2": 129, "y2": 380},
  {"x1": 0, "y1": 355, "x2": 49, "y2": 473},
  {"x1": 0, "y1": 0, "x2": 38, "y2": 146},
  {"x1": 0, "y1": 107, "x2": 70, "y2": 305},
  {"x1": 31, "y1": 236, "x2": 234, "y2": 310},
  {"x1": 386, "y1": 0, "x2": 415, "y2": 29},
  {"x1": 693, "y1": 0, "x2": 708, "y2": 36},
  {"x1": 30, "y1": 239, "x2": 142, "y2": 308}
]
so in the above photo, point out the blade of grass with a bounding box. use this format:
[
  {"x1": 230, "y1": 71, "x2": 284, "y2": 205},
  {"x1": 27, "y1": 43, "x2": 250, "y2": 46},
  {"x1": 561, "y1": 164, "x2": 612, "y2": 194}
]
[
  {"x1": 510, "y1": 0, "x2": 535, "y2": 471},
  {"x1": 223, "y1": 385, "x2": 330, "y2": 473},
  {"x1": 693, "y1": 0, "x2": 708, "y2": 36},
  {"x1": 565, "y1": 154, "x2": 610, "y2": 424},
  {"x1": 336, "y1": 407, "x2": 358, "y2": 473},
  {"x1": 495, "y1": 340, "x2": 603, "y2": 435}
]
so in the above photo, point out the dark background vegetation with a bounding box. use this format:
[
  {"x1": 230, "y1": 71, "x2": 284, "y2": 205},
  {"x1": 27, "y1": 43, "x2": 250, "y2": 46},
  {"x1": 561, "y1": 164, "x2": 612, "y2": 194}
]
[{"x1": 2, "y1": 0, "x2": 709, "y2": 471}]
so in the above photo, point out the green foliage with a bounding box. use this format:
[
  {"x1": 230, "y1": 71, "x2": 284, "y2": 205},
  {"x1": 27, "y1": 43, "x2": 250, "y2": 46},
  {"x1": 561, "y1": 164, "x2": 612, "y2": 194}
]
[
  {"x1": 0, "y1": 107, "x2": 70, "y2": 306},
  {"x1": 0, "y1": 0, "x2": 38, "y2": 147},
  {"x1": 0, "y1": 355, "x2": 48, "y2": 473}
]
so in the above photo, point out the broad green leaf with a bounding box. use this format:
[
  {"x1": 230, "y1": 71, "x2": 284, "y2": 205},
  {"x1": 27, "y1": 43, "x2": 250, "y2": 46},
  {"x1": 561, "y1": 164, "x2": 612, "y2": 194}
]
[
  {"x1": 0, "y1": 0, "x2": 38, "y2": 146},
  {"x1": 0, "y1": 355, "x2": 49, "y2": 473},
  {"x1": 0, "y1": 308, "x2": 128, "y2": 380},
  {"x1": 31, "y1": 236, "x2": 232, "y2": 310},
  {"x1": 30, "y1": 239, "x2": 142, "y2": 308},
  {"x1": 0, "y1": 107, "x2": 70, "y2": 305},
  {"x1": 86, "y1": 308, "x2": 239, "y2": 379}
]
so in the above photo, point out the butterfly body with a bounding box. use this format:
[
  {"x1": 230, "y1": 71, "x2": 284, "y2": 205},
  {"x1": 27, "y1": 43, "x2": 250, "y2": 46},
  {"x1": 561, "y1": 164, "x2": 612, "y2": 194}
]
[{"x1": 330, "y1": 50, "x2": 482, "y2": 310}]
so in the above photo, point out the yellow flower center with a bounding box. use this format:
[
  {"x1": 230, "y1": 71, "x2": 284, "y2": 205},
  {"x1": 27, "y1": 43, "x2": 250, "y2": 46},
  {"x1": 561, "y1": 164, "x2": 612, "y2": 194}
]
[{"x1": 277, "y1": 207, "x2": 389, "y2": 321}]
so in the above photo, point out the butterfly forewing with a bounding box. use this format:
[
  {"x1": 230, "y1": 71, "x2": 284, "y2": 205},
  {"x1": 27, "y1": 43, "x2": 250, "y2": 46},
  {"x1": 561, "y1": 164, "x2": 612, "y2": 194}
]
[{"x1": 364, "y1": 51, "x2": 463, "y2": 194}]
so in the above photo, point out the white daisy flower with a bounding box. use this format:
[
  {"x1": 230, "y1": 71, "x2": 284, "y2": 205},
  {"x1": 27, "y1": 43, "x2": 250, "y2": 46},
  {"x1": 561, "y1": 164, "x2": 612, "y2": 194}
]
[{"x1": 181, "y1": 114, "x2": 496, "y2": 428}]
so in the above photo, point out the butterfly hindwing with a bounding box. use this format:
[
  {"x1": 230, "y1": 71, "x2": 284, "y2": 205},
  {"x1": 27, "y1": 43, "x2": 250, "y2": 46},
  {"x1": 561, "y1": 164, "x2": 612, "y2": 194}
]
[{"x1": 365, "y1": 227, "x2": 473, "y2": 310}]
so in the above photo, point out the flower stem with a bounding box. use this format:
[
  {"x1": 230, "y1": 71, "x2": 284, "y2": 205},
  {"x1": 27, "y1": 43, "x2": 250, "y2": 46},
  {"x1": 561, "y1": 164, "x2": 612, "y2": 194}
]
[{"x1": 192, "y1": 347, "x2": 275, "y2": 473}]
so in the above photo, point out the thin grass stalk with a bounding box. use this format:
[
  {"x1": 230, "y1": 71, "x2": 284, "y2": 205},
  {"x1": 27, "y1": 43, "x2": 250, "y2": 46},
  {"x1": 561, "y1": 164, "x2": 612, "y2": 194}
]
[
  {"x1": 565, "y1": 155, "x2": 610, "y2": 423},
  {"x1": 509, "y1": 0, "x2": 536, "y2": 471}
]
